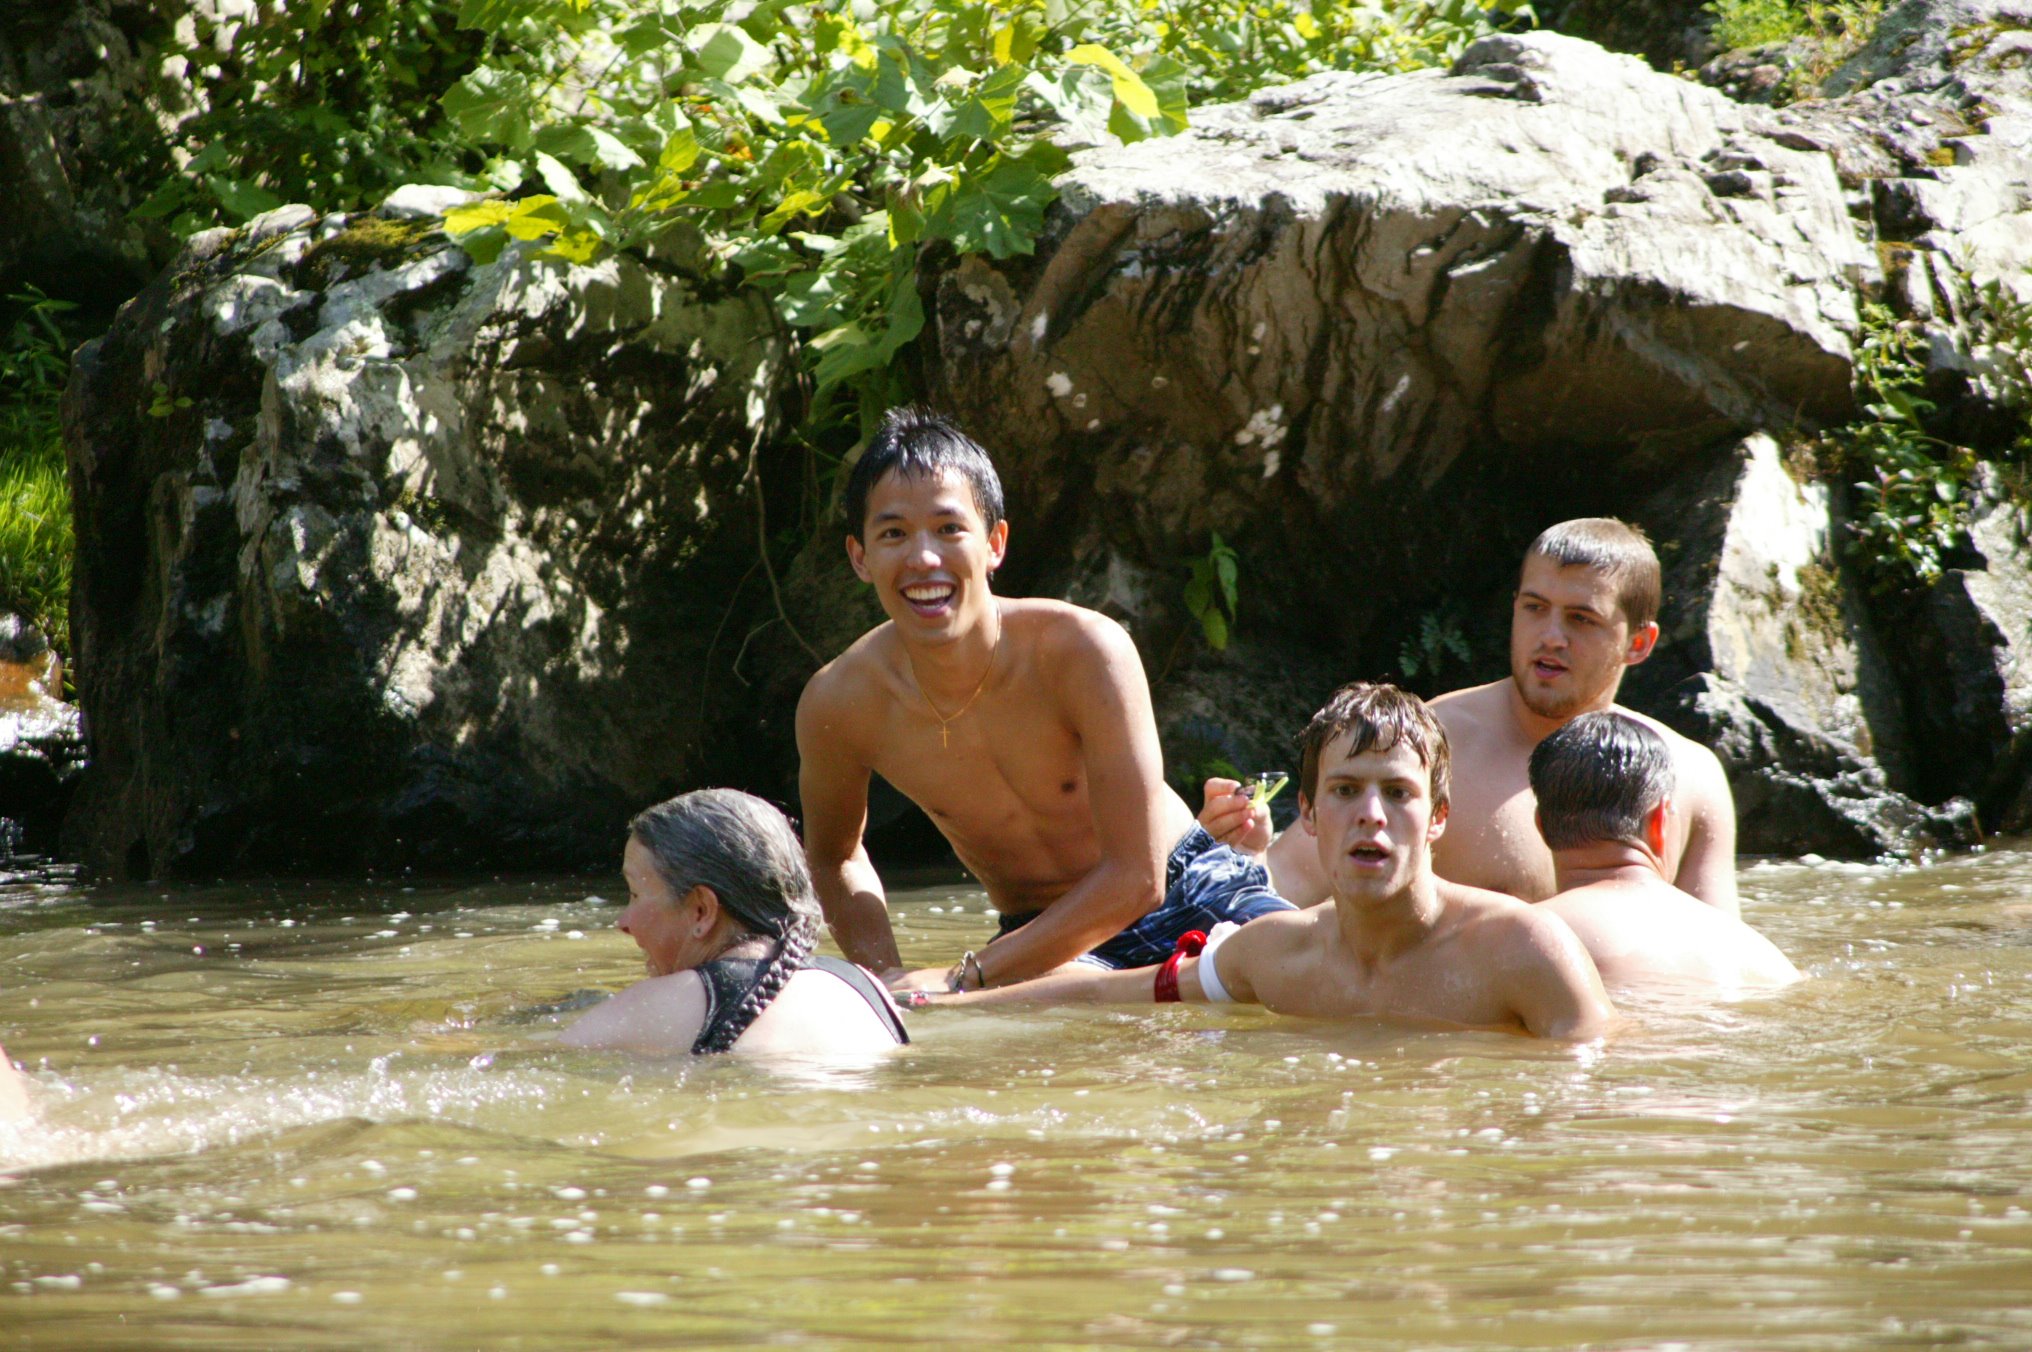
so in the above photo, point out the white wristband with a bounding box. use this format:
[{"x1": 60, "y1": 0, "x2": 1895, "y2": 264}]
[{"x1": 1197, "y1": 922, "x2": 1239, "y2": 1003}]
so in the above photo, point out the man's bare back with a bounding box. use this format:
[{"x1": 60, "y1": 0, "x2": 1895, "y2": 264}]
[{"x1": 1540, "y1": 875, "x2": 1798, "y2": 992}]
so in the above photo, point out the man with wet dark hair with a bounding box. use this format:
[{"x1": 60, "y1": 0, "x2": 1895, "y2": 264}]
[
  {"x1": 936, "y1": 684, "x2": 1616, "y2": 1040},
  {"x1": 799, "y1": 407, "x2": 1294, "y2": 994},
  {"x1": 1206, "y1": 517, "x2": 1741, "y2": 915},
  {"x1": 1528, "y1": 713, "x2": 1796, "y2": 992}
]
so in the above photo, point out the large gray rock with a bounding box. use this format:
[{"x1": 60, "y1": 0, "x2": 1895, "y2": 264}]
[
  {"x1": 63, "y1": 207, "x2": 795, "y2": 878},
  {"x1": 1881, "y1": 470, "x2": 2032, "y2": 824},
  {"x1": 1625, "y1": 435, "x2": 1976, "y2": 854}
]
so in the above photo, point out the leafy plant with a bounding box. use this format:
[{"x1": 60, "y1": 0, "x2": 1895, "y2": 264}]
[
  {"x1": 1184, "y1": 531, "x2": 1240, "y2": 650},
  {"x1": 0, "y1": 290, "x2": 76, "y2": 652},
  {"x1": 133, "y1": 1, "x2": 487, "y2": 233},
  {"x1": 1398, "y1": 606, "x2": 1472, "y2": 679},
  {"x1": 1829, "y1": 294, "x2": 2032, "y2": 594},
  {"x1": 1705, "y1": 0, "x2": 1883, "y2": 100}
]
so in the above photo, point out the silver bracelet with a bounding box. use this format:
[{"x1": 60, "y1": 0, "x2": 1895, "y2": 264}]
[{"x1": 963, "y1": 950, "x2": 986, "y2": 991}]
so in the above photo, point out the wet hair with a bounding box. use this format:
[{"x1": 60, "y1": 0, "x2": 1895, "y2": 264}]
[
  {"x1": 842, "y1": 406, "x2": 1006, "y2": 541},
  {"x1": 1297, "y1": 682, "x2": 1451, "y2": 812},
  {"x1": 1523, "y1": 518, "x2": 1662, "y2": 630},
  {"x1": 1528, "y1": 711, "x2": 1675, "y2": 851},
  {"x1": 627, "y1": 789, "x2": 821, "y2": 1054}
]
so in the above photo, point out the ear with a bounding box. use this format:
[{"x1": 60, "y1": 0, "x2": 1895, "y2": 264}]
[
  {"x1": 1645, "y1": 798, "x2": 1670, "y2": 858},
  {"x1": 1427, "y1": 797, "x2": 1449, "y2": 844},
  {"x1": 1533, "y1": 808, "x2": 1546, "y2": 846},
  {"x1": 845, "y1": 533, "x2": 872, "y2": 584},
  {"x1": 986, "y1": 518, "x2": 1009, "y2": 575},
  {"x1": 1298, "y1": 792, "x2": 1318, "y2": 837},
  {"x1": 685, "y1": 884, "x2": 722, "y2": 938},
  {"x1": 1624, "y1": 619, "x2": 1661, "y2": 667}
]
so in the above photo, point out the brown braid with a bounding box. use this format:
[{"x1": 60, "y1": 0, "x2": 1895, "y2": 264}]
[{"x1": 692, "y1": 912, "x2": 821, "y2": 1054}]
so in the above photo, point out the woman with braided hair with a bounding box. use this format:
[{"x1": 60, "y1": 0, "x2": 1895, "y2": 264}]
[{"x1": 562, "y1": 790, "x2": 908, "y2": 1057}]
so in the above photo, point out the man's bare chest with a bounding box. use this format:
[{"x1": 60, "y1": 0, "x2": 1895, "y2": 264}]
[{"x1": 864, "y1": 701, "x2": 1089, "y2": 833}]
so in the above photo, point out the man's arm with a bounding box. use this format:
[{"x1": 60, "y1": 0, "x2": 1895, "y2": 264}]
[
  {"x1": 969, "y1": 618, "x2": 1173, "y2": 985},
  {"x1": 1671, "y1": 742, "x2": 1740, "y2": 917},
  {"x1": 1500, "y1": 910, "x2": 1617, "y2": 1040},
  {"x1": 935, "y1": 918, "x2": 1278, "y2": 1007},
  {"x1": 797, "y1": 673, "x2": 903, "y2": 974}
]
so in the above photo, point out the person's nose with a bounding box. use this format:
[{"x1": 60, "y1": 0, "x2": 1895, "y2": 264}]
[
  {"x1": 1355, "y1": 786, "x2": 1387, "y2": 825},
  {"x1": 908, "y1": 533, "x2": 942, "y2": 570}
]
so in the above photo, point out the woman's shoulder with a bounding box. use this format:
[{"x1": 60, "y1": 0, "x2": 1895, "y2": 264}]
[{"x1": 558, "y1": 970, "x2": 708, "y2": 1052}]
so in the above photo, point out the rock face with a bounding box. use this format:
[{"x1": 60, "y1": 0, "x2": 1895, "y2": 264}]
[
  {"x1": 63, "y1": 207, "x2": 794, "y2": 877},
  {"x1": 60, "y1": 12, "x2": 2032, "y2": 873},
  {"x1": 0, "y1": 0, "x2": 183, "y2": 312},
  {"x1": 1624, "y1": 436, "x2": 1976, "y2": 854}
]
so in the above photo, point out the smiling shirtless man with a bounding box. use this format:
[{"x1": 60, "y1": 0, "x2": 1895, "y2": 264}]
[
  {"x1": 797, "y1": 408, "x2": 1295, "y2": 993},
  {"x1": 933, "y1": 683, "x2": 1615, "y2": 1039},
  {"x1": 1207, "y1": 520, "x2": 1741, "y2": 916}
]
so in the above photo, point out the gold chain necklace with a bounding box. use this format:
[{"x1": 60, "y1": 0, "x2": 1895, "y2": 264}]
[{"x1": 917, "y1": 629, "x2": 1000, "y2": 749}]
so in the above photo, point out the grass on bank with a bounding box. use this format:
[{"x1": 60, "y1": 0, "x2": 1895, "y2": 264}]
[{"x1": 0, "y1": 290, "x2": 74, "y2": 656}]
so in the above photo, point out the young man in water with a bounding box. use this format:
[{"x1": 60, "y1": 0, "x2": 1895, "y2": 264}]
[
  {"x1": 1207, "y1": 519, "x2": 1741, "y2": 915},
  {"x1": 797, "y1": 408, "x2": 1294, "y2": 992},
  {"x1": 933, "y1": 684, "x2": 1615, "y2": 1039},
  {"x1": 1530, "y1": 712, "x2": 1797, "y2": 992}
]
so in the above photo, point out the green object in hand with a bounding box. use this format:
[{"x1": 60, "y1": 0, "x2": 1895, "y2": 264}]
[{"x1": 1241, "y1": 772, "x2": 1289, "y2": 810}]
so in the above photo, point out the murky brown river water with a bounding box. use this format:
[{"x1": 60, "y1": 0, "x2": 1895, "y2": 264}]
[{"x1": 1, "y1": 851, "x2": 2030, "y2": 1348}]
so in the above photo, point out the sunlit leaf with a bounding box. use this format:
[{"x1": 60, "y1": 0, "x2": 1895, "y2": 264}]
[
  {"x1": 442, "y1": 199, "x2": 516, "y2": 235},
  {"x1": 689, "y1": 23, "x2": 771, "y2": 82},
  {"x1": 441, "y1": 68, "x2": 533, "y2": 150}
]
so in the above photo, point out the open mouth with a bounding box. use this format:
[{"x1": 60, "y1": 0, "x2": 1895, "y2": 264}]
[
  {"x1": 1530, "y1": 657, "x2": 1567, "y2": 681},
  {"x1": 1348, "y1": 842, "x2": 1392, "y2": 866},
  {"x1": 901, "y1": 582, "x2": 956, "y2": 616}
]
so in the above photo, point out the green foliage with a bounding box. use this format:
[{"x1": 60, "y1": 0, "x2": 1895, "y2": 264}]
[
  {"x1": 1184, "y1": 531, "x2": 1240, "y2": 650},
  {"x1": 1705, "y1": 0, "x2": 1882, "y2": 98},
  {"x1": 420, "y1": 0, "x2": 1527, "y2": 430},
  {"x1": 0, "y1": 291, "x2": 75, "y2": 653},
  {"x1": 1398, "y1": 605, "x2": 1472, "y2": 679},
  {"x1": 133, "y1": 1, "x2": 486, "y2": 233},
  {"x1": 1095, "y1": 0, "x2": 1534, "y2": 104},
  {"x1": 1831, "y1": 294, "x2": 2032, "y2": 594}
]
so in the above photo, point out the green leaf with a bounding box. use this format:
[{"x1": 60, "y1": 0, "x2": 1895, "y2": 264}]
[
  {"x1": 443, "y1": 199, "x2": 516, "y2": 235},
  {"x1": 441, "y1": 68, "x2": 533, "y2": 150},
  {"x1": 503, "y1": 195, "x2": 568, "y2": 240},
  {"x1": 689, "y1": 23, "x2": 771, "y2": 83},
  {"x1": 926, "y1": 157, "x2": 1054, "y2": 258},
  {"x1": 760, "y1": 188, "x2": 830, "y2": 235},
  {"x1": 533, "y1": 151, "x2": 585, "y2": 202},
  {"x1": 208, "y1": 176, "x2": 285, "y2": 222},
  {"x1": 534, "y1": 124, "x2": 645, "y2": 172},
  {"x1": 949, "y1": 62, "x2": 1027, "y2": 145}
]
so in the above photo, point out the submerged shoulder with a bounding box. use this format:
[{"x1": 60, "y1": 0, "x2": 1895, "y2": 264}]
[{"x1": 559, "y1": 971, "x2": 708, "y2": 1052}]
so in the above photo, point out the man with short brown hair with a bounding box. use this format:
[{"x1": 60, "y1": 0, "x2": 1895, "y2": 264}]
[
  {"x1": 1206, "y1": 518, "x2": 1741, "y2": 915},
  {"x1": 934, "y1": 683, "x2": 1616, "y2": 1040}
]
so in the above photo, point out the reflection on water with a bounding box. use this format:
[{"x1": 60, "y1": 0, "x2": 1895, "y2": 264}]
[{"x1": 3, "y1": 855, "x2": 2032, "y2": 1346}]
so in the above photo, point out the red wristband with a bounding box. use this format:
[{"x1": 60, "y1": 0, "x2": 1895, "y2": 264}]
[{"x1": 1153, "y1": 930, "x2": 1209, "y2": 1004}]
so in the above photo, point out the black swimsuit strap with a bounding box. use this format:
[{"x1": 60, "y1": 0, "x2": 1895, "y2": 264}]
[{"x1": 691, "y1": 953, "x2": 772, "y2": 1055}]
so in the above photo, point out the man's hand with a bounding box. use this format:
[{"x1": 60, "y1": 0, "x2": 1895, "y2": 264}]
[{"x1": 1200, "y1": 777, "x2": 1273, "y2": 856}]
